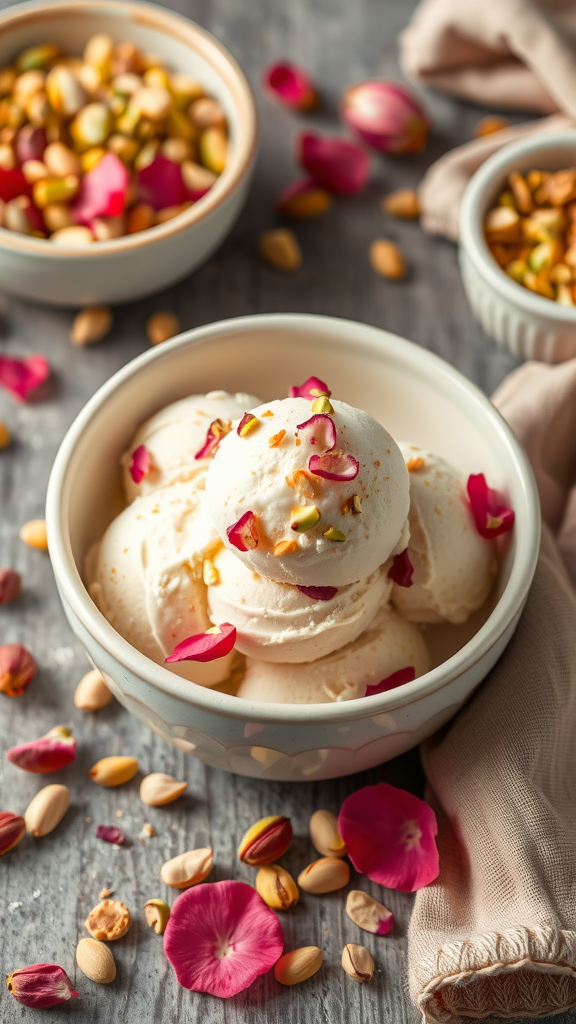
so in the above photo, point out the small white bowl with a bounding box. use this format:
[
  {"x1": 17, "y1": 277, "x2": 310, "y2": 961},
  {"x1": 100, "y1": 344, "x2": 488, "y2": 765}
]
[
  {"x1": 0, "y1": 0, "x2": 257, "y2": 307},
  {"x1": 460, "y1": 131, "x2": 576, "y2": 363},
  {"x1": 46, "y1": 314, "x2": 540, "y2": 781}
]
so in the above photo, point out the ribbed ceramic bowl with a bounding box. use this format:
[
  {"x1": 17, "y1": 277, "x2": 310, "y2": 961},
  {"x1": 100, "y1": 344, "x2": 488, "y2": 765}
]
[
  {"x1": 460, "y1": 131, "x2": 576, "y2": 363},
  {"x1": 0, "y1": 0, "x2": 256, "y2": 306},
  {"x1": 46, "y1": 314, "x2": 541, "y2": 781}
]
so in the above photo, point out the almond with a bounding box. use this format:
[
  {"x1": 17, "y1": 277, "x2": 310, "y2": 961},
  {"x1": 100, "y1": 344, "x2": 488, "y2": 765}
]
[
  {"x1": 76, "y1": 937, "x2": 116, "y2": 983},
  {"x1": 274, "y1": 946, "x2": 323, "y2": 986},
  {"x1": 297, "y1": 856, "x2": 350, "y2": 894}
]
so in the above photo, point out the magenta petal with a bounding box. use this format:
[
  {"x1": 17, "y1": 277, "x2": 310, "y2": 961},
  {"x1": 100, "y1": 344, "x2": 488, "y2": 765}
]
[
  {"x1": 297, "y1": 585, "x2": 338, "y2": 602},
  {"x1": 289, "y1": 375, "x2": 331, "y2": 400},
  {"x1": 195, "y1": 418, "x2": 231, "y2": 460},
  {"x1": 166, "y1": 623, "x2": 236, "y2": 664},
  {"x1": 296, "y1": 414, "x2": 336, "y2": 452},
  {"x1": 467, "y1": 473, "x2": 515, "y2": 539},
  {"x1": 0, "y1": 167, "x2": 31, "y2": 203},
  {"x1": 365, "y1": 666, "x2": 415, "y2": 697},
  {"x1": 262, "y1": 62, "x2": 317, "y2": 111},
  {"x1": 227, "y1": 511, "x2": 259, "y2": 552},
  {"x1": 164, "y1": 879, "x2": 284, "y2": 998},
  {"x1": 96, "y1": 825, "x2": 125, "y2": 845},
  {"x1": 72, "y1": 152, "x2": 129, "y2": 225},
  {"x1": 341, "y1": 80, "x2": 430, "y2": 155},
  {"x1": 129, "y1": 444, "x2": 151, "y2": 484},
  {"x1": 297, "y1": 132, "x2": 370, "y2": 195},
  {"x1": 338, "y1": 782, "x2": 439, "y2": 892},
  {"x1": 6, "y1": 732, "x2": 76, "y2": 773},
  {"x1": 387, "y1": 549, "x2": 414, "y2": 587},
  {"x1": 308, "y1": 452, "x2": 359, "y2": 481},
  {"x1": 7, "y1": 964, "x2": 78, "y2": 1008},
  {"x1": 0, "y1": 354, "x2": 50, "y2": 402},
  {"x1": 137, "y1": 154, "x2": 187, "y2": 211}
]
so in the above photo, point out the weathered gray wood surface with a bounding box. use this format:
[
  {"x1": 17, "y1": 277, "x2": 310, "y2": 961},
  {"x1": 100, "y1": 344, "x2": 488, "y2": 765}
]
[{"x1": 0, "y1": 0, "x2": 573, "y2": 1022}]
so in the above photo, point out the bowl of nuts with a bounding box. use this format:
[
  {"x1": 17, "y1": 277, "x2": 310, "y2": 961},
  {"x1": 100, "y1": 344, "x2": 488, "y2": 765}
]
[
  {"x1": 459, "y1": 131, "x2": 576, "y2": 363},
  {"x1": 0, "y1": 0, "x2": 257, "y2": 306}
]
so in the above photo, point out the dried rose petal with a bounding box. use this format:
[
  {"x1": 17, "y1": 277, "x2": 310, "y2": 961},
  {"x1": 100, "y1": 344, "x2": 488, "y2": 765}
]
[
  {"x1": 137, "y1": 154, "x2": 187, "y2": 211},
  {"x1": 276, "y1": 179, "x2": 332, "y2": 219},
  {"x1": 289, "y1": 376, "x2": 331, "y2": 400},
  {"x1": 95, "y1": 825, "x2": 125, "y2": 845},
  {"x1": 6, "y1": 726, "x2": 76, "y2": 774},
  {"x1": 308, "y1": 452, "x2": 359, "y2": 481},
  {"x1": 0, "y1": 167, "x2": 31, "y2": 203},
  {"x1": 72, "y1": 152, "x2": 129, "y2": 225},
  {"x1": 341, "y1": 80, "x2": 430, "y2": 154},
  {"x1": 0, "y1": 568, "x2": 22, "y2": 605},
  {"x1": 0, "y1": 643, "x2": 36, "y2": 697},
  {"x1": 297, "y1": 132, "x2": 370, "y2": 196},
  {"x1": 338, "y1": 782, "x2": 439, "y2": 892},
  {"x1": 296, "y1": 414, "x2": 336, "y2": 452},
  {"x1": 365, "y1": 666, "x2": 415, "y2": 697},
  {"x1": 262, "y1": 62, "x2": 317, "y2": 111},
  {"x1": 195, "y1": 418, "x2": 231, "y2": 460},
  {"x1": 387, "y1": 549, "x2": 414, "y2": 587},
  {"x1": 237, "y1": 412, "x2": 259, "y2": 437},
  {"x1": 467, "y1": 473, "x2": 515, "y2": 539},
  {"x1": 6, "y1": 964, "x2": 78, "y2": 1008},
  {"x1": 0, "y1": 354, "x2": 49, "y2": 402},
  {"x1": 164, "y1": 879, "x2": 284, "y2": 998},
  {"x1": 129, "y1": 444, "x2": 151, "y2": 484},
  {"x1": 227, "y1": 510, "x2": 259, "y2": 551},
  {"x1": 166, "y1": 623, "x2": 236, "y2": 664},
  {"x1": 297, "y1": 585, "x2": 338, "y2": 602}
]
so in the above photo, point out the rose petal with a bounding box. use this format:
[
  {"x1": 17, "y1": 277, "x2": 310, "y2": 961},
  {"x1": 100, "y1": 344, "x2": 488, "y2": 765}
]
[
  {"x1": 296, "y1": 132, "x2": 370, "y2": 195},
  {"x1": 0, "y1": 354, "x2": 50, "y2": 402},
  {"x1": 137, "y1": 154, "x2": 187, "y2": 211},
  {"x1": 6, "y1": 964, "x2": 78, "y2": 1009},
  {"x1": 129, "y1": 444, "x2": 151, "y2": 484},
  {"x1": 341, "y1": 80, "x2": 430, "y2": 155},
  {"x1": 0, "y1": 167, "x2": 31, "y2": 203},
  {"x1": 467, "y1": 473, "x2": 515, "y2": 539},
  {"x1": 276, "y1": 179, "x2": 332, "y2": 219},
  {"x1": 6, "y1": 726, "x2": 76, "y2": 774},
  {"x1": 262, "y1": 62, "x2": 317, "y2": 111},
  {"x1": 365, "y1": 666, "x2": 415, "y2": 697},
  {"x1": 164, "y1": 879, "x2": 284, "y2": 998},
  {"x1": 387, "y1": 549, "x2": 414, "y2": 587},
  {"x1": 296, "y1": 414, "x2": 336, "y2": 452},
  {"x1": 227, "y1": 510, "x2": 259, "y2": 552},
  {"x1": 296, "y1": 585, "x2": 338, "y2": 602},
  {"x1": 338, "y1": 782, "x2": 439, "y2": 892},
  {"x1": 308, "y1": 452, "x2": 359, "y2": 481},
  {"x1": 289, "y1": 375, "x2": 331, "y2": 400},
  {"x1": 71, "y1": 152, "x2": 129, "y2": 225},
  {"x1": 95, "y1": 825, "x2": 125, "y2": 845},
  {"x1": 195, "y1": 418, "x2": 231, "y2": 460},
  {"x1": 165, "y1": 623, "x2": 236, "y2": 664}
]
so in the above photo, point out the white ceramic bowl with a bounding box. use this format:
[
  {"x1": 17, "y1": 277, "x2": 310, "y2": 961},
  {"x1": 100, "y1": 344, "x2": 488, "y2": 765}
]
[
  {"x1": 460, "y1": 131, "x2": 576, "y2": 363},
  {"x1": 46, "y1": 314, "x2": 541, "y2": 781},
  {"x1": 0, "y1": 0, "x2": 256, "y2": 307}
]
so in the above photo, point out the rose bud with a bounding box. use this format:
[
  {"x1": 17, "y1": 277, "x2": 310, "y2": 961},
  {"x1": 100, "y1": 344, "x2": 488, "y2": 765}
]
[
  {"x1": 6, "y1": 726, "x2": 76, "y2": 774},
  {"x1": 6, "y1": 963, "x2": 78, "y2": 1008},
  {"x1": 0, "y1": 567, "x2": 22, "y2": 605},
  {"x1": 0, "y1": 811, "x2": 26, "y2": 856},
  {"x1": 0, "y1": 643, "x2": 36, "y2": 697},
  {"x1": 341, "y1": 80, "x2": 430, "y2": 154}
]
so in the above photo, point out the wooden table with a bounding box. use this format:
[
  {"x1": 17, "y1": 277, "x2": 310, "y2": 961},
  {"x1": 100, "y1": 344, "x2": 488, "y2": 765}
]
[{"x1": 1, "y1": 1, "x2": 572, "y2": 1021}]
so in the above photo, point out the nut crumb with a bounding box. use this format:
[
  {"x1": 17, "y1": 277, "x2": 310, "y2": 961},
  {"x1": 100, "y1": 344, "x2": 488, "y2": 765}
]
[{"x1": 99, "y1": 888, "x2": 113, "y2": 899}]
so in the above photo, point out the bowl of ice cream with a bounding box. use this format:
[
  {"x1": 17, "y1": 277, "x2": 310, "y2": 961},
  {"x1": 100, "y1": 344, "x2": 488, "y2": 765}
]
[
  {"x1": 0, "y1": 0, "x2": 256, "y2": 306},
  {"x1": 46, "y1": 313, "x2": 540, "y2": 781}
]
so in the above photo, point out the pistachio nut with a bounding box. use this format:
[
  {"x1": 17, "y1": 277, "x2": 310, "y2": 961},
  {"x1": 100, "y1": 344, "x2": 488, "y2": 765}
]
[
  {"x1": 256, "y1": 863, "x2": 299, "y2": 910},
  {"x1": 341, "y1": 942, "x2": 374, "y2": 982},
  {"x1": 297, "y1": 856, "x2": 350, "y2": 894},
  {"x1": 160, "y1": 847, "x2": 213, "y2": 889},
  {"x1": 274, "y1": 946, "x2": 323, "y2": 986},
  {"x1": 309, "y1": 809, "x2": 346, "y2": 858}
]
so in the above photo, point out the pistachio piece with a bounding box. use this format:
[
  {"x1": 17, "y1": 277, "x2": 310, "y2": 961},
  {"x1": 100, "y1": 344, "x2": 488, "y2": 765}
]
[
  {"x1": 290, "y1": 505, "x2": 320, "y2": 532},
  {"x1": 382, "y1": 188, "x2": 420, "y2": 219},
  {"x1": 85, "y1": 899, "x2": 131, "y2": 941},
  {"x1": 160, "y1": 847, "x2": 213, "y2": 889},
  {"x1": 323, "y1": 526, "x2": 346, "y2": 542},
  {"x1": 369, "y1": 239, "x2": 406, "y2": 280},
  {"x1": 274, "y1": 946, "x2": 323, "y2": 986},
  {"x1": 259, "y1": 228, "x2": 302, "y2": 272},
  {"x1": 297, "y1": 856, "x2": 350, "y2": 894},
  {"x1": 89, "y1": 756, "x2": 138, "y2": 787},
  {"x1": 345, "y1": 890, "x2": 394, "y2": 935},
  {"x1": 256, "y1": 863, "x2": 299, "y2": 910},
  {"x1": 74, "y1": 668, "x2": 113, "y2": 711},
  {"x1": 0, "y1": 643, "x2": 36, "y2": 696},
  {"x1": 0, "y1": 421, "x2": 10, "y2": 449},
  {"x1": 309, "y1": 809, "x2": 346, "y2": 858},
  {"x1": 144, "y1": 898, "x2": 170, "y2": 934},
  {"x1": 0, "y1": 811, "x2": 26, "y2": 855},
  {"x1": 146, "y1": 311, "x2": 181, "y2": 345},
  {"x1": 70, "y1": 306, "x2": 113, "y2": 346},
  {"x1": 341, "y1": 942, "x2": 374, "y2": 982},
  {"x1": 199, "y1": 126, "x2": 227, "y2": 173},
  {"x1": 237, "y1": 815, "x2": 293, "y2": 866},
  {"x1": 140, "y1": 772, "x2": 187, "y2": 806},
  {"x1": 76, "y1": 937, "x2": 116, "y2": 984},
  {"x1": 24, "y1": 783, "x2": 70, "y2": 837},
  {"x1": 20, "y1": 519, "x2": 48, "y2": 550}
]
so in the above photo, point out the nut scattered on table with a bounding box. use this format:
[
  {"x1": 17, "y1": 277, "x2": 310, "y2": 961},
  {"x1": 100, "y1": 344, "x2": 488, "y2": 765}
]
[
  {"x1": 89, "y1": 755, "x2": 138, "y2": 786},
  {"x1": 346, "y1": 889, "x2": 394, "y2": 935},
  {"x1": 76, "y1": 937, "x2": 116, "y2": 984},
  {"x1": 140, "y1": 772, "x2": 187, "y2": 806},
  {"x1": 297, "y1": 856, "x2": 350, "y2": 893},
  {"x1": 74, "y1": 668, "x2": 113, "y2": 711},
  {"x1": 0, "y1": 643, "x2": 36, "y2": 697},
  {"x1": 24, "y1": 783, "x2": 70, "y2": 837},
  {"x1": 237, "y1": 814, "x2": 293, "y2": 866},
  {"x1": 382, "y1": 188, "x2": 420, "y2": 219},
  {"x1": 146, "y1": 311, "x2": 181, "y2": 345},
  {"x1": 0, "y1": 567, "x2": 22, "y2": 605},
  {"x1": 341, "y1": 942, "x2": 374, "y2": 982},
  {"x1": 274, "y1": 946, "x2": 323, "y2": 986},
  {"x1": 259, "y1": 228, "x2": 302, "y2": 271},
  {"x1": 309, "y1": 809, "x2": 346, "y2": 858},
  {"x1": 475, "y1": 116, "x2": 509, "y2": 138},
  {"x1": 0, "y1": 811, "x2": 26, "y2": 855},
  {"x1": 144, "y1": 898, "x2": 171, "y2": 934},
  {"x1": 70, "y1": 306, "x2": 113, "y2": 345},
  {"x1": 160, "y1": 847, "x2": 213, "y2": 889},
  {"x1": 255, "y1": 863, "x2": 299, "y2": 910},
  {"x1": 19, "y1": 519, "x2": 48, "y2": 550},
  {"x1": 85, "y1": 899, "x2": 131, "y2": 941},
  {"x1": 0, "y1": 421, "x2": 11, "y2": 449},
  {"x1": 369, "y1": 238, "x2": 406, "y2": 279}
]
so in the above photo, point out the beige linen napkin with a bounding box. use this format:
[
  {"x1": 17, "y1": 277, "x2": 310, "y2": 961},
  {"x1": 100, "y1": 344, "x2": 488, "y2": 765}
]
[{"x1": 408, "y1": 358, "x2": 576, "y2": 1023}]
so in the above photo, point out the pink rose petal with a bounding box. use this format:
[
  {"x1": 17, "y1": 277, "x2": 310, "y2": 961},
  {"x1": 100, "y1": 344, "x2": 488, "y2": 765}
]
[
  {"x1": 129, "y1": 444, "x2": 151, "y2": 484},
  {"x1": 195, "y1": 418, "x2": 231, "y2": 460},
  {"x1": 262, "y1": 62, "x2": 317, "y2": 111},
  {"x1": 365, "y1": 666, "x2": 415, "y2": 697},
  {"x1": 308, "y1": 452, "x2": 359, "y2": 481},
  {"x1": 164, "y1": 879, "x2": 284, "y2": 998},
  {"x1": 339, "y1": 782, "x2": 439, "y2": 892},
  {"x1": 6, "y1": 726, "x2": 76, "y2": 773},
  {"x1": 0, "y1": 167, "x2": 31, "y2": 203},
  {"x1": 387, "y1": 549, "x2": 414, "y2": 587},
  {"x1": 137, "y1": 154, "x2": 187, "y2": 211},
  {"x1": 6, "y1": 964, "x2": 78, "y2": 1009},
  {"x1": 71, "y1": 152, "x2": 129, "y2": 225},
  {"x1": 341, "y1": 80, "x2": 430, "y2": 155},
  {"x1": 297, "y1": 132, "x2": 370, "y2": 195},
  {"x1": 296, "y1": 413, "x2": 336, "y2": 451},
  {"x1": 165, "y1": 623, "x2": 237, "y2": 664},
  {"x1": 296, "y1": 585, "x2": 338, "y2": 602},
  {"x1": 289, "y1": 375, "x2": 331, "y2": 400},
  {"x1": 467, "y1": 473, "x2": 515, "y2": 539},
  {"x1": 0, "y1": 354, "x2": 50, "y2": 402},
  {"x1": 95, "y1": 825, "x2": 125, "y2": 845},
  {"x1": 227, "y1": 510, "x2": 259, "y2": 552}
]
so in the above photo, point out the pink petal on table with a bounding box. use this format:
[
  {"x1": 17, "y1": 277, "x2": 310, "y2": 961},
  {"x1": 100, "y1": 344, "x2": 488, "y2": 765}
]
[
  {"x1": 365, "y1": 666, "x2": 415, "y2": 697},
  {"x1": 166, "y1": 623, "x2": 237, "y2": 664},
  {"x1": 129, "y1": 444, "x2": 151, "y2": 484},
  {"x1": 341, "y1": 80, "x2": 430, "y2": 155},
  {"x1": 0, "y1": 354, "x2": 49, "y2": 401},
  {"x1": 467, "y1": 473, "x2": 515, "y2": 539},
  {"x1": 296, "y1": 132, "x2": 370, "y2": 195},
  {"x1": 95, "y1": 825, "x2": 125, "y2": 845},
  {"x1": 296, "y1": 585, "x2": 338, "y2": 602},
  {"x1": 387, "y1": 549, "x2": 414, "y2": 587},
  {"x1": 338, "y1": 782, "x2": 439, "y2": 892},
  {"x1": 296, "y1": 413, "x2": 336, "y2": 451},
  {"x1": 71, "y1": 152, "x2": 129, "y2": 225},
  {"x1": 0, "y1": 167, "x2": 31, "y2": 203},
  {"x1": 137, "y1": 154, "x2": 187, "y2": 211},
  {"x1": 164, "y1": 879, "x2": 284, "y2": 998},
  {"x1": 6, "y1": 726, "x2": 76, "y2": 774},
  {"x1": 308, "y1": 452, "x2": 359, "y2": 481},
  {"x1": 289, "y1": 375, "x2": 331, "y2": 400},
  {"x1": 195, "y1": 418, "x2": 231, "y2": 460},
  {"x1": 227, "y1": 510, "x2": 259, "y2": 552},
  {"x1": 6, "y1": 964, "x2": 78, "y2": 1008},
  {"x1": 261, "y1": 62, "x2": 317, "y2": 111}
]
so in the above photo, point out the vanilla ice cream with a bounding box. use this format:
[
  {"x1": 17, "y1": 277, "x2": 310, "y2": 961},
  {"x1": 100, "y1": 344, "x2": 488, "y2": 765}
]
[
  {"x1": 122, "y1": 390, "x2": 261, "y2": 501},
  {"x1": 87, "y1": 482, "x2": 234, "y2": 686},
  {"x1": 236, "y1": 606, "x2": 430, "y2": 703},
  {"x1": 205, "y1": 397, "x2": 410, "y2": 588},
  {"x1": 392, "y1": 444, "x2": 497, "y2": 624},
  {"x1": 207, "y1": 546, "x2": 391, "y2": 663}
]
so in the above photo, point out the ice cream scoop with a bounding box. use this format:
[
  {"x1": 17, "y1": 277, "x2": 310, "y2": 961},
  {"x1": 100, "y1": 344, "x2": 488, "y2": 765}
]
[
  {"x1": 86, "y1": 483, "x2": 233, "y2": 686},
  {"x1": 207, "y1": 546, "x2": 390, "y2": 663},
  {"x1": 205, "y1": 397, "x2": 410, "y2": 588},
  {"x1": 121, "y1": 390, "x2": 261, "y2": 501},
  {"x1": 236, "y1": 606, "x2": 429, "y2": 703},
  {"x1": 392, "y1": 445, "x2": 497, "y2": 624}
]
